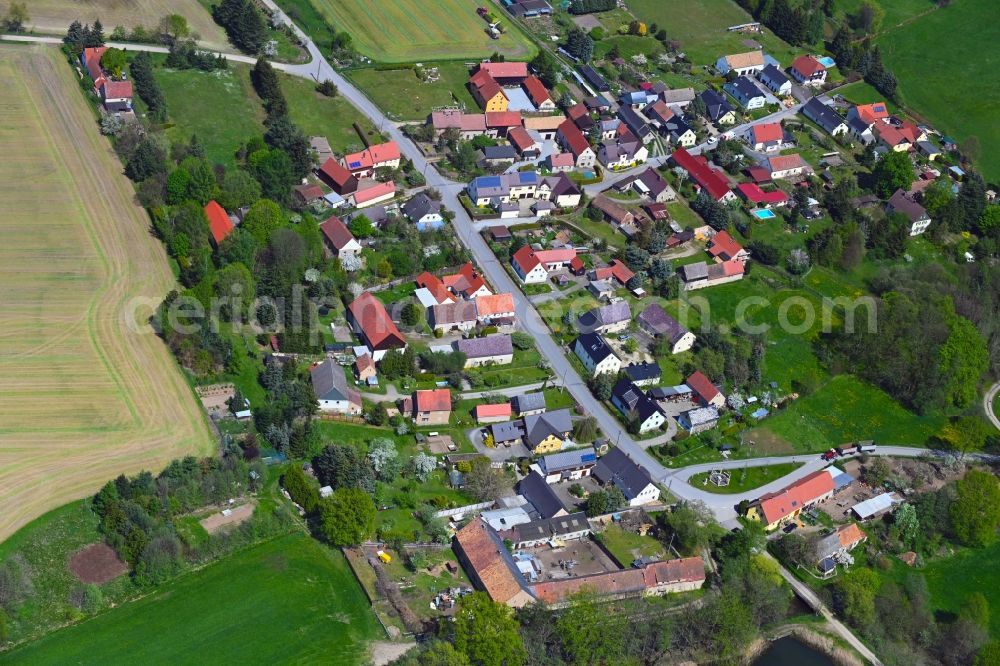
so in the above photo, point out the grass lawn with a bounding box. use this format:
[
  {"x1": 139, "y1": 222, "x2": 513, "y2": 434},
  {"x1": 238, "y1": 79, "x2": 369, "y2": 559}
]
[
  {"x1": 594, "y1": 35, "x2": 664, "y2": 61},
  {"x1": 8, "y1": 533, "x2": 380, "y2": 664},
  {"x1": 628, "y1": 0, "x2": 805, "y2": 66},
  {"x1": 688, "y1": 462, "x2": 804, "y2": 494},
  {"x1": 751, "y1": 374, "x2": 946, "y2": 453},
  {"x1": 836, "y1": 80, "x2": 902, "y2": 114},
  {"x1": 281, "y1": 74, "x2": 380, "y2": 153},
  {"x1": 558, "y1": 214, "x2": 624, "y2": 249},
  {"x1": 876, "y1": 0, "x2": 1000, "y2": 182},
  {"x1": 467, "y1": 348, "x2": 551, "y2": 389},
  {"x1": 157, "y1": 64, "x2": 264, "y2": 169},
  {"x1": 666, "y1": 200, "x2": 703, "y2": 229},
  {"x1": 274, "y1": 0, "x2": 338, "y2": 47},
  {"x1": 924, "y1": 539, "x2": 1000, "y2": 638},
  {"x1": 347, "y1": 62, "x2": 479, "y2": 122},
  {"x1": 307, "y1": 0, "x2": 537, "y2": 62},
  {"x1": 830, "y1": 0, "x2": 938, "y2": 32},
  {"x1": 596, "y1": 525, "x2": 665, "y2": 567}
]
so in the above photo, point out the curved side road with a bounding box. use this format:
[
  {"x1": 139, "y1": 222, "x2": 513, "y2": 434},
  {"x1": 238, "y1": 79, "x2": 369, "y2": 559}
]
[{"x1": 984, "y1": 381, "x2": 1000, "y2": 431}]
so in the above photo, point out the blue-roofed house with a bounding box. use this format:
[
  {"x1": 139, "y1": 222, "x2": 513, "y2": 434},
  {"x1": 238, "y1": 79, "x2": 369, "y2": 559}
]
[{"x1": 469, "y1": 175, "x2": 509, "y2": 206}]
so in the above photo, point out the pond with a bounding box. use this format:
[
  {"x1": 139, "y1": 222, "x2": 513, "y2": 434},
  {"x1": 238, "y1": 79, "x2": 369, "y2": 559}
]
[{"x1": 753, "y1": 636, "x2": 837, "y2": 666}]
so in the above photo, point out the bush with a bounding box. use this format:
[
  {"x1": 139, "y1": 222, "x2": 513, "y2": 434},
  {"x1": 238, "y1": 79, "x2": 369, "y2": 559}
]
[
  {"x1": 315, "y1": 79, "x2": 338, "y2": 97},
  {"x1": 589, "y1": 27, "x2": 605, "y2": 40}
]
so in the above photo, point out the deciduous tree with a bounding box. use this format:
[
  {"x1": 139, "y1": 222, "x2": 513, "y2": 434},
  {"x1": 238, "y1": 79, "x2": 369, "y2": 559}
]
[
  {"x1": 318, "y1": 488, "x2": 376, "y2": 546},
  {"x1": 452, "y1": 593, "x2": 526, "y2": 666}
]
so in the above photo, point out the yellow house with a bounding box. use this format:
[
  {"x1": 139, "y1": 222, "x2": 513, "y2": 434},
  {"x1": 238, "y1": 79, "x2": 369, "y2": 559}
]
[
  {"x1": 523, "y1": 409, "x2": 572, "y2": 455},
  {"x1": 470, "y1": 70, "x2": 509, "y2": 113},
  {"x1": 744, "y1": 469, "x2": 836, "y2": 531}
]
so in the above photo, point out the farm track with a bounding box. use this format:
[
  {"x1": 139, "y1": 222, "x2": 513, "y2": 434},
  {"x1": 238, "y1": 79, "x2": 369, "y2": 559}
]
[{"x1": 0, "y1": 45, "x2": 213, "y2": 542}]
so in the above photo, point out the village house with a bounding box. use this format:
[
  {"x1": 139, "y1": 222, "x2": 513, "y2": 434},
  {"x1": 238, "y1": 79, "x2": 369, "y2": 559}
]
[
  {"x1": 414, "y1": 272, "x2": 457, "y2": 307},
  {"x1": 802, "y1": 98, "x2": 848, "y2": 137},
  {"x1": 317, "y1": 158, "x2": 359, "y2": 196},
  {"x1": 874, "y1": 121, "x2": 925, "y2": 152},
  {"x1": 664, "y1": 115, "x2": 697, "y2": 147},
  {"x1": 81, "y1": 47, "x2": 134, "y2": 112},
  {"x1": 525, "y1": 114, "x2": 568, "y2": 141},
  {"x1": 747, "y1": 122, "x2": 786, "y2": 152},
  {"x1": 412, "y1": 388, "x2": 452, "y2": 425},
  {"x1": 789, "y1": 55, "x2": 827, "y2": 86},
  {"x1": 627, "y1": 167, "x2": 677, "y2": 203},
  {"x1": 539, "y1": 448, "x2": 597, "y2": 483},
  {"x1": 478, "y1": 145, "x2": 517, "y2": 168},
  {"x1": 708, "y1": 230, "x2": 750, "y2": 263},
  {"x1": 429, "y1": 301, "x2": 479, "y2": 333},
  {"x1": 469, "y1": 69, "x2": 509, "y2": 112},
  {"x1": 204, "y1": 200, "x2": 234, "y2": 249},
  {"x1": 319, "y1": 215, "x2": 362, "y2": 260},
  {"x1": 757, "y1": 64, "x2": 792, "y2": 96},
  {"x1": 660, "y1": 87, "x2": 696, "y2": 109},
  {"x1": 724, "y1": 76, "x2": 767, "y2": 110},
  {"x1": 590, "y1": 195, "x2": 635, "y2": 229},
  {"x1": 522, "y1": 75, "x2": 555, "y2": 110},
  {"x1": 502, "y1": 512, "x2": 591, "y2": 549},
  {"x1": 518, "y1": 470, "x2": 568, "y2": 517},
  {"x1": 513, "y1": 392, "x2": 546, "y2": 416},
  {"x1": 567, "y1": 103, "x2": 594, "y2": 131},
  {"x1": 347, "y1": 292, "x2": 406, "y2": 361},
  {"x1": 402, "y1": 193, "x2": 445, "y2": 231},
  {"x1": 677, "y1": 406, "x2": 719, "y2": 434},
  {"x1": 598, "y1": 135, "x2": 649, "y2": 170},
  {"x1": 485, "y1": 111, "x2": 523, "y2": 138},
  {"x1": 681, "y1": 260, "x2": 745, "y2": 290},
  {"x1": 765, "y1": 153, "x2": 809, "y2": 180},
  {"x1": 522, "y1": 409, "x2": 573, "y2": 454},
  {"x1": 715, "y1": 50, "x2": 766, "y2": 77},
  {"x1": 590, "y1": 259, "x2": 636, "y2": 287},
  {"x1": 624, "y1": 362, "x2": 662, "y2": 387},
  {"x1": 474, "y1": 402, "x2": 513, "y2": 424},
  {"x1": 579, "y1": 64, "x2": 611, "y2": 92},
  {"x1": 815, "y1": 523, "x2": 867, "y2": 569},
  {"x1": 593, "y1": 448, "x2": 660, "y2": 507},
  {"x1": 475, "y1": 292, "x2": 515, "y2": 325},
  {"x1": 491, "y1": 419, "x2": 527, "y2": 447},
  {"x1": 353, "y1": 180, "x2": 397, "y2": 209},
  {"x1": 671, "y1": 149, "x2": 736, "y2": 202},
  {"x1": 508, "y1": 126, "x2": 541, "y2": 158},
  {"x1": 611, "y1": 379, "x2": 666, "y2": 434},
  {"x1": 293, "y1": 183, "x2": 324, "y2": 207},
  {"x1": 430, "y1": 110, "x2": 487, "y2": 139},
  {"x1": 700, "y1": 89, "x2": 737, "y2": 125},
  {"x1": 746, "y1": 469, "x2": 836, "y2": 530},
  {"x1": 510, "y1": 245, "x2": 576, "y2": 284},
  {"x1": 735, "y1": 182, "x2": 789, "y2": 207},
  {"x1": 618, "y1": 106, "x2": 654, "y2": 144},
  {"x1": 637, "y1": 303, "x2": 696, "y2": 353},
  {"x1": 445, "y1": 262, "x2": 492, "y2": 299},
  {"x1": 686, "y1": 370, "x2": 725, "y2": 408},
  {"x1": 546, "y1": 173, "x2": 583, "y2": 208},
  {"x1": 341, "y1": 141, "x2": 401, "y2": 178},
  {"x1": 467, "y1": 171, "x2": 539, "y2": 206},
  {"x1": 456, "y1": 334, "x2": 514, "y2": 367},
  {"x1": 354, "y1": 353, "x2": 377, "y2": 384},
  {"x1": 577, "y1": 300, "x2": 631, "y2": 335},
  {"x1": 311, "y1": 360, "x2": 362, "y2": 414},
  {"x1": 545, "y1": 152, "x2": 576, "y2": 172},
  {"x1": 452, "y1": 519, "x2": 536, "y2": 608},
  {"x1": 886, "y1": 188, "x2": 932, "y2": 235},
  {"x1": 478, "y1": 61, "x2": 529, "y2": 84},
  {"x1": 573, "y1": 332, "x2": 622, "y2": 377},
  {"x1": 588, "y1": 279, "x2": 614, "y2": 300},
  {"x1": 643, "y1": 100, "x2": 674, "y2": 130},
  {"x1": 557, "y1": 120, "x2": 597, "y2": 169}
]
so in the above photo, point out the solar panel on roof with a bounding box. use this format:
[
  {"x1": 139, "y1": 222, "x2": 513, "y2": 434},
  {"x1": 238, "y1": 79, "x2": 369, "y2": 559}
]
[
  {"x1": 349, "y1": 161, "x2": 362, "y2": 168},
  {"x1": 582, "y1": 453, "x2": 596, "y2": 462}
]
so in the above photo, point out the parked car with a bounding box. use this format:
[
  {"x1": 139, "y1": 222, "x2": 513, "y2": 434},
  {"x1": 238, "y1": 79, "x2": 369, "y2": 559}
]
[{"x1": 782, "y1": 522, "x2": 798, "y2": 534}]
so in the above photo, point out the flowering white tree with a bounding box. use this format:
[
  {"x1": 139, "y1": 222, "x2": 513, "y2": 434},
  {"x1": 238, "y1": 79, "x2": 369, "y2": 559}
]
[
  {"x1": 367, "y1": 438, "x2": 400, "y2": 481},
  {"x1": 409, "y1": 453, "x2": 437, "y2": 482}
]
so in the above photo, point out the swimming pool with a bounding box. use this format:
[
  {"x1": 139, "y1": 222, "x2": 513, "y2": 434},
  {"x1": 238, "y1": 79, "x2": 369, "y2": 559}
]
[
  {"x1": 816, "y1": 56, "x2": 836, "y2": 67},
  {"x1": 753, "y1": 209, "x2": 777, "y2": 220}
]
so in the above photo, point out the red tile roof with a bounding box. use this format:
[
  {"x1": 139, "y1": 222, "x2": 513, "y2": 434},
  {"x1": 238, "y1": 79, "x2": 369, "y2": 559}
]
[
  {"x1": 354, "y1": 180, "x2": 396, "y2": 205},
  {"x1": 767, "y1": 154, "x2": 807, "y2": 173},
  {"x1": 686, "y1": 370, "x2": 720, "y2": 404},
  {"x1": 532, "y1": 569, "x2": 646, "y2": 603},
  {"x1": 415, "y1": 272, "x2": 453, "y2": 304},
  {"x1": 479, "y1": 61, "x2": 528, "y2": 79},
  {"x1": 854, "y1": 102, "x2": 889, "y2": 125},
  {"x1": 508, "y1": 126, "x2": 537, "y2": 153},
  {"x1": 721, "y1": 260, "x2": 745, "y2": 277},
  {"x1": 319, "y1": 215, "x2": 356, "y2": 250},
  {"x1": 343, "y1": 142, "x2": 400, "y2": 171},
  {"x1": 567, "y1": 103, "x2": 589, "y2": 121},
  {"x1": 558, "y1": 119, "x2": 591, "y2": 157},
  {"x1": 747, "y1": 166, "x2": 772, "y2": 183},
  {"x1": 348, "y1": 292, "x2": 405, "y2": 351},
  {"x1": 475, "y1": 403, "x2": 512, "y2": 419},
  {"x1": 751, "y1": 122, "x2": 783, "y2": 144},
  {"x1": 476, "y1": 293, "x2": 515, "y2": 317},
  {"x1": 671, "y1": 149, "x2": 731, "y2": 201},
  {"x1": 101, "y1": 80, "x2": 133, "y2": 99},
  {"x1": 735, "y1": 182, "x2": 789, "y2": 205},
  {"x1": 512, "y1": 246, "x2": 575, "y2": 276},
  {"x1": 317, "y1": 157, "x2": 357, "y2": 193},
  {"x1": 708, "y1": 230, "x2": 745, "y2": 261},
  {"x1": 755, "y1": 470, "x2": 835, "y2": 525},
  {"x1": 875, "y1": 122, "x2": 920, "y2": 147},
  {"x1": 415, "y1": 388, "x2": 451, "y2": 413},
  {"x1": 485, "y1": 111, "x2": 522, "y2": 128},
  {"x1": 643, "y1": 557, "x2": 706, "y2": 587},
  {"x1": 549, "y1": 152, "x2": 575, "y2": 168},
  {"x1": 82, "y1": 47, "x2": 107, "y2": 83},
  {"x1": 836, "y1": 523, "x2": 866, "y2": 548},
  {"x1": 453, "y1": 520, "x2": 527, "y2": 605},
  {"x1": 204, "y1": 200, "x2": 233, "y2": 245},
  {"x1": 645, "y1": 100, "x2": 673, "y2": 123},
  {"x1": 569, "y1": 256, "x2": 585, "y2": 272},
  {"x1": 522, "y1": 75, "x2": 552, "y2": 106},
  {"x1": 470, "y1": 69, "x2": 506, "y2": 104},
  {"x1": 431, "y1": 110, "x2": 487, "y2": 132},
  {"x1": 608, "y1": 259, "x2": 635, "y2": 285},
  {"x1": 791, "y1": 55, "x2": 825, "y2": 77}
]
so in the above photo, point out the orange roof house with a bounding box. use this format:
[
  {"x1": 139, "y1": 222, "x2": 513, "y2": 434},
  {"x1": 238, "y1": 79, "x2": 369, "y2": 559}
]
[
  {"x1": 854, "y1": 102, "x2": 890, "y2": 126},
  {"x1": 750, "y1": 122, "x2": 783, "y2": 146},
  {"x1": 204, "y1": 200, "x2": 234, "y2": 247},
  {"x1": 748, "y1": 470, "x2": 836, "y2": 529},
  {"x1": 453, "y1": 520, "x2": 534, "y2": 607},
  {"x1": 347, "y1": 292, "x2": 405, "y2": 356},
  {"x1": 415, "y1": 272, "x2": 456, "y2": 305},
  {"x1": 686, "y1": 370, "x2": 723, "y2": 407},
  {"x1": 443, "y1": 262, "x2": 491, "y2": 298},
  {"x1": 478, "y1": 61, "x2": 529, "y2": 81},
  {"x1": 707, "y1": 230, "x2": 748, "y2": 263},
  {"x1": 474, "y1": 403, "x2": 513, "y2": 423},
  {"x1": 475, "y1": 293, "x2": 515, "y2": 319},
  {"x1": 413, "y1": 388, "x2": 452, "y2": 425},
  {"x1": 522, "y1": 75, "x2": 554, "y2": 108},
  {"x1": 317, "y1": 158, "x2": 358, "y2": 194}
]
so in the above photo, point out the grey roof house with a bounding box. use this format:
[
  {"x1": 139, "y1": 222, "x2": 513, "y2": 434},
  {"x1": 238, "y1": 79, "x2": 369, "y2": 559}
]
[
  {"x1": 517, "y1": 471, "x2": 567, "y2": 519},
  {"x1": 592, "y1": 448, "x2": 660, "y2": 506},
  {"x1": 577, "y1": 300, "x2": 631, "y2": 334}
]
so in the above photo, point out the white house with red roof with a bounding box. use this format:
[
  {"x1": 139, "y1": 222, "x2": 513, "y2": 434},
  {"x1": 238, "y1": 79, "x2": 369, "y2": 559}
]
[
  {"x1": 522, "y1": 76, "x2": 555, "y2": 110},
  {"x1": 747, "y1": 122, "x2": 785, "y2": 152},
  {"x1": 412, "y1": 388, "x2": 452, "y2": 425},
  {"x1": 707, "y1": 230, "x2": 750, "y2": 263},
  {"x1": 511, "y1": 245, "x2": 577, "y2": 284},
  {"x1": 347, "y1": 292, "x2": 406, "y2": 361},
  {"x1": 686, "y1": 371, "x2": 725, "y2": 408},
  {"x1": 353, "y1": 180, "x2": 396, "y2": 208},
  {"x1": 341, "y1": 141, "x2": 401, "y2": 177},
  {"x1": 789, "y1": 56, "x2": 827, "y2": 87},
  {"x1": 735, "y1": 182, "x2": 789, "y2": 208},
  {"x1": 319, "y1": 216, "x2": 362, "y2": 260},
  {"x1": 81, "y1": 47, "x2": 133, "y2": 112},
  {"x1": 443, "y1": 262, "x2": 492, "y2": 299},
  {"x1": 670, "y1": 149, "x2": 736, "y2": 203},
  {"x1": 204, "y1": 200, "x2": 234, "y2": 248},
  {"x1": 765, "y1": 154, "x2": 809, "y2": 180},
  {"x1": 557, "y1": 120, "x2": 596, "y2": 169}
]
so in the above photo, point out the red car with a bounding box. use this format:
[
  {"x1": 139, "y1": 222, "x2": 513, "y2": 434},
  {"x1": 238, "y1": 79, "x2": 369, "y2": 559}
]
[{"x1": 821, "y1": 449, "x2": 838, "y2": 461}]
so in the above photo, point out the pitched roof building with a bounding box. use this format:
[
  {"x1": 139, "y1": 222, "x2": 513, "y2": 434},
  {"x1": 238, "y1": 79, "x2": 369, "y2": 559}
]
[
  {"x1": 347, "y1": 292, "x2": 406, "y2": 358},
  {"x1": 204, "y1": 200, "x2": 234, "y2": 247},
  {"x1": 592, "y1": 448, "x2": 660, "y2": 506},
  {"x1": 453, "y1": 520, "x2": 535, "y2": 607}
]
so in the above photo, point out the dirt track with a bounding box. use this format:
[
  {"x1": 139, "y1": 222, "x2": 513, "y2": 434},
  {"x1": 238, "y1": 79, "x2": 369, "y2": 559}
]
[{"x1": 0, "y1": 45, "x2": 214, "y2": 542}]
